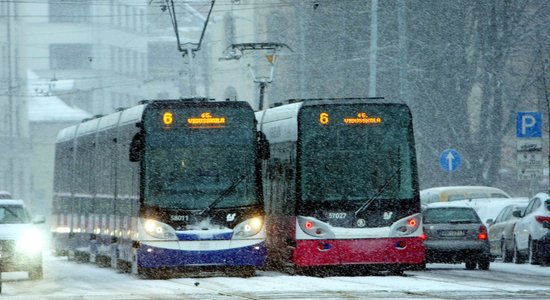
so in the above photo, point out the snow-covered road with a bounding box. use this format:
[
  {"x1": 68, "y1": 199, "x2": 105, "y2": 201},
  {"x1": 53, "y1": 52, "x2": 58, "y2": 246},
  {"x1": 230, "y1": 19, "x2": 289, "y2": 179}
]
[{"x1": 1, "y1": 255, "x2": 549, "y2": 299}]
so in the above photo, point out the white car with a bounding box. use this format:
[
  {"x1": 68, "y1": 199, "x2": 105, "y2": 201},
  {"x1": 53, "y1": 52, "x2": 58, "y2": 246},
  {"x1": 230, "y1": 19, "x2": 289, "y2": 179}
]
[
  {"x1": 0, "y1": 199, "x2": 45, "y2": 279},
  {"x1": 512, "y1": 193, "x2": 550, "y2": 265}
]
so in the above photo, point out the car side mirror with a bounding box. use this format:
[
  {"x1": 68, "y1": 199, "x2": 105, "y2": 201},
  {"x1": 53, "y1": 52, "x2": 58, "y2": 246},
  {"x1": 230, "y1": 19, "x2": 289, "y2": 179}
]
[
  {"x1": 486, "y1": 218, "x2": 494, "y2": 225},
  {"x1": 33, "y1": 215, "x2": 46, "y2": 224},
  {"x1": 512, "y1": 210, "x2": 522, "y2": 218}
]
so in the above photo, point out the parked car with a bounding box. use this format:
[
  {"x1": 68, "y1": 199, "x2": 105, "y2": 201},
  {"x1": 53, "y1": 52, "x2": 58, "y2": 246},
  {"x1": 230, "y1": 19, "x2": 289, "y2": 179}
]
[
  {"x1": 487, "y1": 202, "x2": 528, "y2": 262},
  {"x1": 450, "y1": 197, "x2": 529, "y2": 226},
  {"x1": 0, "y1": 199, "x2": 45, "y2": 279},
  {"x1": 420, "y1": 186, "x2": 511, "y2": 205},
  {"x1": 422, "y1": 202, "x2": 492, "y2": 270},
  {"x1": 512, "y1": 193, "x2": 550, "y2": 265}
]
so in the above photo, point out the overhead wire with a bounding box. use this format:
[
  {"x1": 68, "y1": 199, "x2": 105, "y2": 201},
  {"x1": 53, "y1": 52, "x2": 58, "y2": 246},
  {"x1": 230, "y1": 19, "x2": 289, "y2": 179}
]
[{"x1": 4, "y1": 0, "x2": 304, "y2": 98}]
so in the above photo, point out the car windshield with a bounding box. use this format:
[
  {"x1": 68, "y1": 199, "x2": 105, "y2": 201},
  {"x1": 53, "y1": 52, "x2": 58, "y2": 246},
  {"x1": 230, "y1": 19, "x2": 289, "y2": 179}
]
[
  {"x1": 423, "y1": 207, "x2": 480, "y2": 224},
  {"x1": 0, "y1": 205, "x2": 30, "y2": 224}
]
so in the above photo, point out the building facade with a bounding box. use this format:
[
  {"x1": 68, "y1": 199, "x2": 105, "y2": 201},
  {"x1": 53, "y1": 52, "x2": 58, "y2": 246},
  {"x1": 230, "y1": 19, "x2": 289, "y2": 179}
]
[{"x1": 1, "y1": 0, "x2": 208, "y2": 211}]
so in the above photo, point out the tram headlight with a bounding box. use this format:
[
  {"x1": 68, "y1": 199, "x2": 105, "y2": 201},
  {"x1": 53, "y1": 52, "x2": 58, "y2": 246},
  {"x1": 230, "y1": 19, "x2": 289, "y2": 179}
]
[
  {"x1": 233, "y1": 217, "x2": 263, "y2": 238},
  {"x1": 389, "y1": 213, "x2": 422, "y2": 237},
  {"x1": 141, "y1": 219, "x2": 176, "y2": 240}
]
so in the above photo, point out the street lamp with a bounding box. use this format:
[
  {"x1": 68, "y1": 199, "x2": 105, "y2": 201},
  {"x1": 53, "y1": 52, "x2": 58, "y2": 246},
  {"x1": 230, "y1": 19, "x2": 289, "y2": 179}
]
[{"x1": 222, "y1": 42, "x2": 292, "y2": 110}]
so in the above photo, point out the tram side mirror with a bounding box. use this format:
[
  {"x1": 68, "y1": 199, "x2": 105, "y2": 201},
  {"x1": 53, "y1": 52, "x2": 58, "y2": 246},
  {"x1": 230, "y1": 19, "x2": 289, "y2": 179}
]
[
  {"x1": 257, "y1": 131, "x2": 270, "y2": 160},
  {"x1": 129, "y1": 132, "x2": 144, "y2": 162}
]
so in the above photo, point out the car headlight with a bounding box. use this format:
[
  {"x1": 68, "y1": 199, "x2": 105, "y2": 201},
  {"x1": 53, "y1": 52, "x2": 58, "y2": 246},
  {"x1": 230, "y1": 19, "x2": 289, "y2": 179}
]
[
  {"x1": 141, "y1": 219, "x2": 177, "y2": 240},
  {"x1": 233, "y1": 217, "x2": 263, "y2": 238},
  {"x1": 16, "y1": 228, "x2": 44, "y2": 254}
]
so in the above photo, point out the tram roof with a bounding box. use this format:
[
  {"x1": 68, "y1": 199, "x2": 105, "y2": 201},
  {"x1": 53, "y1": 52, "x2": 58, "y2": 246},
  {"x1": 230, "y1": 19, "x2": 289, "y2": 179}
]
[{"x1": 56, "y1": 125, "x2": 79, "y2": 142}]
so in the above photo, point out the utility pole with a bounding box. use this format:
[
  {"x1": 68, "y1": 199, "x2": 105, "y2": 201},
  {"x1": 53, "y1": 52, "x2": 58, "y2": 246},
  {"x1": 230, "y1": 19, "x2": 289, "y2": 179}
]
[
  {"x1": 368, "y1": 0, "x2": 378, "y2": 97},
  {"x1": 186, "y1": 45, "x2": 197, "y2": 96},
  {"x1": 397, "y1": 0, "x2": 408, "y2": 102},
  {"x1": 165, "y1": 0, "x2": 215, "y2": 97},
  {"x1": 6, "y1": 1, "x2": 15, "y2": 193}
]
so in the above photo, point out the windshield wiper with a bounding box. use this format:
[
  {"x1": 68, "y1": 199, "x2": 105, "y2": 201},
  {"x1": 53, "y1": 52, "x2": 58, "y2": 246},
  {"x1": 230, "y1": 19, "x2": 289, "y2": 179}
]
[
  {"x1": 200, "y1": 173, "x2": 247, "y2": 216},
  {"x1": 355, "y1": 166, "x2": 402, "y2": 216}
]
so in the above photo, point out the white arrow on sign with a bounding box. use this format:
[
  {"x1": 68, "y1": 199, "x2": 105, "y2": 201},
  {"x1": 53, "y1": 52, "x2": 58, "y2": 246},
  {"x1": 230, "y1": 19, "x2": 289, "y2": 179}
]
[{"x1": 447, "y1": 152, "x2": 455, "y2": 171}]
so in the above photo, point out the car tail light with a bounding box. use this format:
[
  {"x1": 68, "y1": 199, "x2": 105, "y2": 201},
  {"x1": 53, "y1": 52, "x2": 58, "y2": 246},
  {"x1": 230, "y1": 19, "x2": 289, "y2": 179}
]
[
  {"x1": 478, "y1": 225, "x2": 488, "y2": 240},
  {"x1": 535, "y1": 216, "x2": 550, "y2": 224}
]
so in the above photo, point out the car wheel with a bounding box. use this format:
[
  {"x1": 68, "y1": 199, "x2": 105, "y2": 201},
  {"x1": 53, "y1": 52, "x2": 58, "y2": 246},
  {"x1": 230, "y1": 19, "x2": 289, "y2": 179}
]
[
  {"x1": 478, "y1": 259, "x2": 490, "y2": 270},
  {"x1": 542, "y1": 249, "x2": 550, "y2": 266},
  {"x1": 28, "y1": 263, "x2": 43, "y2": 280},
  {"x1": 512, "y1": 238, "x2": 524, "y2": 264},
  {"x1": 501, "y1": 240, "x2": 512, "y2": 263},
  {"x1": 465, "y1": 261, "x2": 476, "y2": 270},
  {"x1": 528, "y1": 239, "x2": 540, "y2": 265}
]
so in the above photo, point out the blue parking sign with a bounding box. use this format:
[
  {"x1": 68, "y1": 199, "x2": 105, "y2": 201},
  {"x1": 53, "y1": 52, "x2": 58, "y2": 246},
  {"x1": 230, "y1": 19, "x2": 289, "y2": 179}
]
[{"x1": 516, "y1": 112, "x2": 541, "y2": 138}]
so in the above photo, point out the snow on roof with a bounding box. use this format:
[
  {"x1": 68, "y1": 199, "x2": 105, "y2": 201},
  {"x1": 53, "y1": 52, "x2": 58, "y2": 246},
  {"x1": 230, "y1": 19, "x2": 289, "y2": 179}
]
[
  {"x1": 28, "y1": 95, "x2": 92, "y2": 122},
  {"x1": 424, "y1": 201, "x2": 476, "y2": 209},
  {"x1": 449, "y1": 197, "x2": 529, "y2": 224},
  {"x1": 0, "y1": 199, "x2": 25, "y2": 206},
  {"x1": 27, "y1": 70, "x2": 92, "y2": 123},
  {"x1": 421, "y1": 185, "x2": 510, "y2": 196}
]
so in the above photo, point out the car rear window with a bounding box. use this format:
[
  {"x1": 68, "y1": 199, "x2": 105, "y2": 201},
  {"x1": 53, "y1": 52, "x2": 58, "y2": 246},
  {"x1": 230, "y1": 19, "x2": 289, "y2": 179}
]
[{"x1": 423, "y1": 207, "x2": 480, "y2": 224}]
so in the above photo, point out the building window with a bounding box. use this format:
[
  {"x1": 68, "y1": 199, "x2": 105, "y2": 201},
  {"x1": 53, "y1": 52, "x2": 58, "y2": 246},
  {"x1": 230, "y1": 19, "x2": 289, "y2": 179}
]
[
  {"x1": 224, "y1": 13, "x2": 235, "y2": 48},
  {"x1": 116, "y1": 5, "x2": 122, "y2": 27},
  {"x1": 117, "y1": 48, "x2": 124, "y2": 73},
  {"x1": 110, "y1": 46, "x2": 116, "y2": 71},
  {"x1": 132, "y1": 7, "x2": 138, "y2": 31},
  {"x1": 224, "y1": 86, "x2": 238, "y2": 101},
  {"x1": 140, "y1": 10, "x2": 145, "y2": 32},
  {"x1": 109, "y1": 0, "x2": 115, "y2": 25},
  {"x1": 50, "y1": 44, "x2": 92, "y2": 70},
  {"x1": 147, "y1": 42, "x2": 182, "y2": 78},
  {"x1": 49, "y1": 0, "x2": 90, "y2": 23}
]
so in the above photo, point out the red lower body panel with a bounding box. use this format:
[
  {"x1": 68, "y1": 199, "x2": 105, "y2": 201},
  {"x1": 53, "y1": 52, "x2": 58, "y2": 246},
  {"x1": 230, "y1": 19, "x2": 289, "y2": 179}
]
[{"x1": 293, "y1": 237, "x2": 425, "y2": 266}]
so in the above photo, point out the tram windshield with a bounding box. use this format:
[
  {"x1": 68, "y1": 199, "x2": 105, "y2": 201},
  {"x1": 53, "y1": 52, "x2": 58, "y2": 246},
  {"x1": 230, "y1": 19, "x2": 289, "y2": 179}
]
[
  {"x1": 143, "y1": 106, "x2": 257, "y2": 210},
  {"x1": 299, "y1": 104, "x2": 416, "y2": 204}
]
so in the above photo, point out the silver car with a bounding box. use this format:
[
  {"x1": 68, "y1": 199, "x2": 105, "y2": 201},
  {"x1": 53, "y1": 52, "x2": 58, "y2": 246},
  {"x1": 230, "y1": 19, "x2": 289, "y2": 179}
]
[
  {"x1": 423, "y1": 203, "x2": 492, "y2": 270},
  {"x1": 487, "y1": 203, "x2": 527, "y2": 262}
]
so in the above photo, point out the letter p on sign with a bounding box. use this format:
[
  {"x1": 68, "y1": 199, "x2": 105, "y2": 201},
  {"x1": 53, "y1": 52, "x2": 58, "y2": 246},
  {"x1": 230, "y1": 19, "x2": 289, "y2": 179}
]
[{"x1": 516, "y1": 112, "x2": 541, "y2": 138}]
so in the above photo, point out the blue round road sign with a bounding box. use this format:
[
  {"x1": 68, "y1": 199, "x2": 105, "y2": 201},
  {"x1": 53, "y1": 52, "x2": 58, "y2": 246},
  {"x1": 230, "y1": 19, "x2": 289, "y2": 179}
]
[{"x1": 439, "y1": 149, "x2": 461, "y2": 172}]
